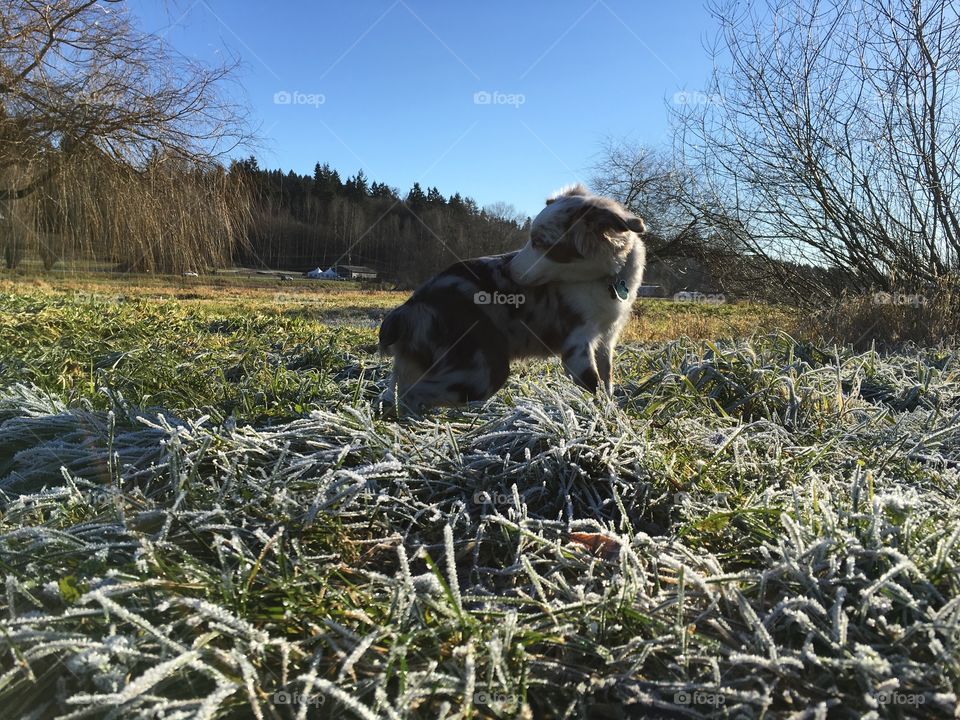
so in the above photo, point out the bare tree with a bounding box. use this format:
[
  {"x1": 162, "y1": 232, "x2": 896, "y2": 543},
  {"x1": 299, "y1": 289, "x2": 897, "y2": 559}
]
[
  {"x1": 590, "y1": 139, "x2": 699, "y2": 253},
  {"x1": 590, "y1": 139, "x2": 762, "y2": 295},
  {"x1": 482, "y1": 201, "x2": 527, "y2": 228},
  {"x1": 673, "y1": 0, "x2": 960, "y2": 301},
  {"x1": 0, "y1": 0, "x2": 253, "y2": 271},
  {"x1": 591, "y1": 140, "x2": 673, "y2": 222}
]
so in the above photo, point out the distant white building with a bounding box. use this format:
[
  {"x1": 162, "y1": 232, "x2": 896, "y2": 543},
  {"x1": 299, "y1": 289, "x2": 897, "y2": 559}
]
[
  {"x1": 335, "y1": 264, "x2": 378, "y2": 280},
  {"x1": 306, "y1": 267, "x2": 340, "y2": 280}
]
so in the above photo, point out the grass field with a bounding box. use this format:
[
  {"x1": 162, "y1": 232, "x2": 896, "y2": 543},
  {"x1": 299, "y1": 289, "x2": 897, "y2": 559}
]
[{"x1": 1, "y1": 275, "x2": 958, "y2": 719}]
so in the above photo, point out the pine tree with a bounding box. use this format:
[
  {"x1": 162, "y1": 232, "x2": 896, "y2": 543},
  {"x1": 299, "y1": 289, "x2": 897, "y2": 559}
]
[
  {"x1": 312, "y1": 163, "x2": 342, "y2": 203},
  {"x1": 426, "y1": 186, "x2": 445, "y2": 207},
  {"x1": 353, "y1": 169, "x2": 369, "y2": 198},
  {"x1": 405, "y1": 182, "x2": 427, "y2": 212}
]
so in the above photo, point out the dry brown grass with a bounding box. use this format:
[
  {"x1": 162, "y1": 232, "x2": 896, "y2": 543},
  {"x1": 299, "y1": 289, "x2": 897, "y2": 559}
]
[
  {"x1": 0, "y1": 273, "x2": 398, "y2": 302},
  {"x1": 623, "y1": 298, "x2": 794, "y2": 343},
  {"x1": 790, "y1": 282, "x2": 960, "y2": 349},
  {"x1": 17, "y1": 272, "x2": 960, "y2": 350},
  {"x1": 2, "y1": 274, "x2": 789, "y2": 341}
]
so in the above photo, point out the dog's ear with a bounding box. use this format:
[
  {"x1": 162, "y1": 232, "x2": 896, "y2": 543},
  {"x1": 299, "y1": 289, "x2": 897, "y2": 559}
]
[
  {"x1": 625, "y1": 214, "x2": 646, "y2": 234},
  {"x1": 589, "y1": 207, "x2": 646, "y2": 236},
  {"x1": 570, "y1": 205, "x2": 646, "y2": 255}
]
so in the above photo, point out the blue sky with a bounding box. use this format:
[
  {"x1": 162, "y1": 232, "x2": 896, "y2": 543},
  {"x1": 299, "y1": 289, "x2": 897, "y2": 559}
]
[{"x1": 130, "y1": 1, "x2": 717, "y2": 217}]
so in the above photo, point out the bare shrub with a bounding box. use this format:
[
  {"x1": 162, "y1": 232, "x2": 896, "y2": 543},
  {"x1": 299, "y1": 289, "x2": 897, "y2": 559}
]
[{"x1": 674, "y1": 0, "x2": 960, "y2": 302}]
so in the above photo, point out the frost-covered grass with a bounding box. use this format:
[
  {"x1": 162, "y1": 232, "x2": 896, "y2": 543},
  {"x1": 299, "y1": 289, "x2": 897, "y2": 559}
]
[{"x1": 1, "y1": 287, "x2": 959, "y2": 719}]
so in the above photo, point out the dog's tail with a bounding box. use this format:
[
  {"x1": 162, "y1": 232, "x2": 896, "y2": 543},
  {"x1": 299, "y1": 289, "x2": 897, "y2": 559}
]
[{"x1": 379, "y1": 302, "x2": 434, "y2": 356}]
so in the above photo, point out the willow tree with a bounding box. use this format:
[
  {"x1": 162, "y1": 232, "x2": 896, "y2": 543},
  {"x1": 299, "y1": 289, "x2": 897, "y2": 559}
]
[{"x1": 1, "y1": 0, "x2": 253, "y2": 271}]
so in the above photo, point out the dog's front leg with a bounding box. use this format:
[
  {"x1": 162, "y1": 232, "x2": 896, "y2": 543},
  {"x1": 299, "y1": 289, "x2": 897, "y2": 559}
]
[
  {"x1": 376, "y1": 370, "x2": 399, "y2": 415},
  {"x1": 595, "y1": 342, "x2": 614, "y2": 395},
  {"x1": 561, "y1": 342, "x2": 600, "y2": 393}
]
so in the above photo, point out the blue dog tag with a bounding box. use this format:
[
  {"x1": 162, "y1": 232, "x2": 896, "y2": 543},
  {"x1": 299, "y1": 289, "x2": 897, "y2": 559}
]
[{"x1": 609, "y1": 279, "x2": 629, "y2": 301}]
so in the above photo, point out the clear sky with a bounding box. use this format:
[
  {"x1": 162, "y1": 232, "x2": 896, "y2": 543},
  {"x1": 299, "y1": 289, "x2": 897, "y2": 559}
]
[{"x1": 129, "y1": 0, "x2": 718, "y2": 218}]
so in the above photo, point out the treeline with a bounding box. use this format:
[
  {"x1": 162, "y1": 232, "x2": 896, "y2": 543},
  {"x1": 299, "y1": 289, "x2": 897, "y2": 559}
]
[{"x1": 230, "y1": 158, "x2": 529, "y2": 286}]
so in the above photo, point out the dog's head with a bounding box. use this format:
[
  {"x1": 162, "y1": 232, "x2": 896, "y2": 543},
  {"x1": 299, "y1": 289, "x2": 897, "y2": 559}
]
[{"x1": 508, "y1": 184, "x2": 645, "y2": 286}]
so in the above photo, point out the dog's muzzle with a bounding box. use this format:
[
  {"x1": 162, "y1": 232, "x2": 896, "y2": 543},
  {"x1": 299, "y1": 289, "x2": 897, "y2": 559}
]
[{"x1": 506, "y1": 249, "x2": 547, "y2": 286}]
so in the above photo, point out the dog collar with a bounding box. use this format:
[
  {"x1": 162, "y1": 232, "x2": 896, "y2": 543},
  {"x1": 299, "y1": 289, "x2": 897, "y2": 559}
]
[{"x1": 608, "y1": 278, "x2": 629, "y2": 301}]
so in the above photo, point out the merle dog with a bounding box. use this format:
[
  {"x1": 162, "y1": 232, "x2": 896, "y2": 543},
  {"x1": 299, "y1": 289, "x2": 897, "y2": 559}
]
[{"x1": 378, "y1": 184, "x2": 646, "y2": 411}]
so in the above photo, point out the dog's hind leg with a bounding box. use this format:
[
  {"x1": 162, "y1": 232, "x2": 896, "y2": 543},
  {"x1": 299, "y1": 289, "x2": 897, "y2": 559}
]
[
  {"x1": 396, "y1": 338, "x2": 510, "y2": 411},
  {"x1": 398, "y1": 363, "x2": 503, "y2": 410},
  {"x1": 383, "y1": 293, "x2": 510, "y2": 411}
]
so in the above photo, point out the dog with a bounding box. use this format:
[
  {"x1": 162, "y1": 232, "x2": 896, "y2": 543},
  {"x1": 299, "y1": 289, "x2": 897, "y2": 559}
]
[{"x1": 378, "y1": 184, "x2": 646, "y2": 411}]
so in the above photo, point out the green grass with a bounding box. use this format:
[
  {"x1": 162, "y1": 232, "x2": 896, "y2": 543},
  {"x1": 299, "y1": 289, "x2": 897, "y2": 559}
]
[
  {"x1": 0, "y1": 275, "x2": 788, "y2": 423},
  {"x1": 0, "y1": 287, "x2": 380, "y2": 423},
  {"x1": 0, "y1": 279, "x2": 958, "y2": 719}
]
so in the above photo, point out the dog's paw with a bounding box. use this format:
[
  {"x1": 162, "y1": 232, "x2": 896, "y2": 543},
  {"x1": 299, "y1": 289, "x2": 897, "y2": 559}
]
[
  {"x1": 374, "y1": 388, "x2": 397, "y2": 417},
  {"x1": 375, "y1": 389, "x2": 430, "y2": 419}
]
